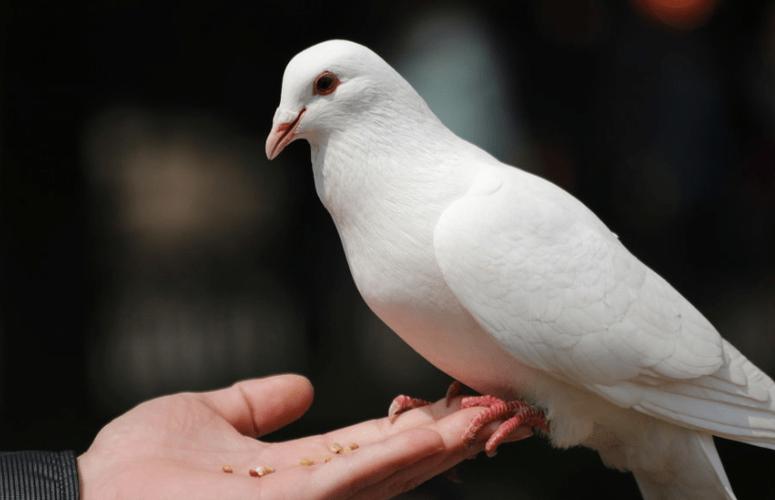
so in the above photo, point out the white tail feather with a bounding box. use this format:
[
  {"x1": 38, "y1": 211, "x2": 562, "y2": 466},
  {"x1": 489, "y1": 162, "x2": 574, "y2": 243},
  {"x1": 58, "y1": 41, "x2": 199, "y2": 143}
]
[
  {"x1": 594, "y1": 341, "x2": 775, "y2": 451},
  {"x1": 633, "y1": 432, "x2": 735, "y2": 500}
]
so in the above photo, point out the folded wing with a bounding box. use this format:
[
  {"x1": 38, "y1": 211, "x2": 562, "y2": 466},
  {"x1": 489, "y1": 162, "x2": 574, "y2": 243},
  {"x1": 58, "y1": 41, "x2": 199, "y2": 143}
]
[{"x1": 433, "y1": 166, "x2": 775, "y2": 448}]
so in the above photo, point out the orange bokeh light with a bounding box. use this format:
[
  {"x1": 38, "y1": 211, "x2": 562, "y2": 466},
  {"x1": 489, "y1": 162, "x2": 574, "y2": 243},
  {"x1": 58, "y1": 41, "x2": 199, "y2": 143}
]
[{"x1": 633, "y1": 0, "x2": 718, "y2": 30}]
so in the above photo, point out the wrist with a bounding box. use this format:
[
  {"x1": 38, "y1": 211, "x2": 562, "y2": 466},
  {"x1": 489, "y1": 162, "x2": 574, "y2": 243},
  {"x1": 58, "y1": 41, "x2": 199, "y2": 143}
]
[{"x1": 77, "y1": 451, "x2": 99, "y2": 500}]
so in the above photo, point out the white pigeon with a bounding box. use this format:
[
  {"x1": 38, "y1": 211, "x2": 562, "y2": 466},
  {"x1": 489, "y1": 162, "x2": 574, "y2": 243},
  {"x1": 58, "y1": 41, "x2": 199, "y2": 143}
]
[{"x1": 266, "y1": 40, "x2": 775, "y2": 499}]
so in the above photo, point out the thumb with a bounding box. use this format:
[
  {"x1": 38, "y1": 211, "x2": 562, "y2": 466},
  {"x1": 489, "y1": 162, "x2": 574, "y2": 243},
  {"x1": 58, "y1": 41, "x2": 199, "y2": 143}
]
[{"x1": 198, "y1": 373, "x2": 314, "y2": 437}]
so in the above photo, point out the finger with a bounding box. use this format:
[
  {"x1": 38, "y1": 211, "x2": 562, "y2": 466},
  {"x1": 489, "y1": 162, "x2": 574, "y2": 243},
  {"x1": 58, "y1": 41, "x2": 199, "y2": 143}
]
[
  {"x1": 350, "y1": 418, "x2": 482, "y2": 500},
  {"x1": 306, "y1": 427, "x2": 445, "y2": 499},
  {"x1": 319, "y1": 396, "x2": 466, "y2": 450},
  {"x1": 197, "y1": 374, "x2": 314, "y2": 437},
  {"x1": 350, "y1": 444, "x2": 474, "y2": 500},
  {"x1": 230, "y1": 404, "x2": 481, "y2": 474},
  {"x1": 352, "y1": 413, "x2": 535, "y2": 499}
]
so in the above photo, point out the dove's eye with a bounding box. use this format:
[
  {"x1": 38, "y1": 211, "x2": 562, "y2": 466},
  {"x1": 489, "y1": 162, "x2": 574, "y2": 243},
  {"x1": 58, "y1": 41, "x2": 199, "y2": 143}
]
[{"x1": 313, "y1": 71, "x2": 340, "y2": 96}]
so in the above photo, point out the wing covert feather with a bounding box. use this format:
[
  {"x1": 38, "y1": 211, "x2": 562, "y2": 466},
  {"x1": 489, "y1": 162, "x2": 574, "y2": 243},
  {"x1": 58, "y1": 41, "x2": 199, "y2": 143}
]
[{"x1": 432, "y1": 167, "x2": 724, "y2": 387}]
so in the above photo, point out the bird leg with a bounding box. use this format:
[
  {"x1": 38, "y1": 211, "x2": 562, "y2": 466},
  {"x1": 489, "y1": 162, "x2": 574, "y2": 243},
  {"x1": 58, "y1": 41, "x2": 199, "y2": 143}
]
[
  {"x1": 388, "y1": 381, "x2": 463, "y2": 421},
  {"x1": 461, "y1": 396, "x2": 547, "y2": 457},
  {"x1": 388, "y1": 383, "x2": 546, "y2": 457}
]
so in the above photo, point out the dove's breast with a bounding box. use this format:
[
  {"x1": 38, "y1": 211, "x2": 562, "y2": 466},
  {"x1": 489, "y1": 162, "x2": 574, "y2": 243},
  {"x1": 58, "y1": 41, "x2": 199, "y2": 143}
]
[
  {"x1": 333, "y1": 200, "x2": 539, "y2": 398},
  {"x1": 313, "y1": 137, "x2": 544, "y2": 397}
]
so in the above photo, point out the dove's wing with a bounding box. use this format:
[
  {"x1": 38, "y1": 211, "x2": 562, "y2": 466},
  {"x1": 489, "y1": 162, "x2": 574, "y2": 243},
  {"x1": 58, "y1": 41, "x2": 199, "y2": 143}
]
[{"x1": 433, "y1": 165, "x2": 775, "y2": 447}]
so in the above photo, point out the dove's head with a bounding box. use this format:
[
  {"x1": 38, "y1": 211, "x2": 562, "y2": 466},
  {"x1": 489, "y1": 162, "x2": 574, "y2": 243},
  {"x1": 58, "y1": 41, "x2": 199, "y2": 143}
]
[{"x1": 265, "y1": 40, "x2": 425, "y2": 160}]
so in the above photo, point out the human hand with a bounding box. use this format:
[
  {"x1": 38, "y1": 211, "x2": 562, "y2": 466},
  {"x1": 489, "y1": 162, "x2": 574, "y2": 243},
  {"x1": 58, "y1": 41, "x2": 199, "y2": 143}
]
[{"x1": 78, "y1": 374, "x2": 514, "y2": 499}]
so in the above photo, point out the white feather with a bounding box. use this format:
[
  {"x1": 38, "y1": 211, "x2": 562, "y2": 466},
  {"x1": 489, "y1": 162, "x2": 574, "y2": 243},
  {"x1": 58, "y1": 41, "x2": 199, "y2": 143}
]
[
  {"x1": 270, "y1": 39, "x2": 775, "y2": 499},
  {"x1": 433, "y1": 166, "x2": 775, "y2": 448}
]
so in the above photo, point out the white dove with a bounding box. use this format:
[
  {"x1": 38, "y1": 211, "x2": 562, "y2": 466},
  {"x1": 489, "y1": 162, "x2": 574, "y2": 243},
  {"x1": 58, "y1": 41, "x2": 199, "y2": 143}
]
[{"x1": 265, "y1": 40, "x2": 775, "y2": 499}]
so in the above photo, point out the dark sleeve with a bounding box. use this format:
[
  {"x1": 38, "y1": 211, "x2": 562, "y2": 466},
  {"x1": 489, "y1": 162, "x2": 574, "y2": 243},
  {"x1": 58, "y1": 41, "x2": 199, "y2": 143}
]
[{"x1": 0, "y1": 451, "x2": 79, "y2": 500}]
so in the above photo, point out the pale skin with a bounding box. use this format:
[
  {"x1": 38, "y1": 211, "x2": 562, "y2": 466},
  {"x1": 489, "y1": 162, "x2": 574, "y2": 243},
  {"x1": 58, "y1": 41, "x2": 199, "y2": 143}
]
[{"x1": 77, "y1": 374, "x2": 532, "y2": 499}]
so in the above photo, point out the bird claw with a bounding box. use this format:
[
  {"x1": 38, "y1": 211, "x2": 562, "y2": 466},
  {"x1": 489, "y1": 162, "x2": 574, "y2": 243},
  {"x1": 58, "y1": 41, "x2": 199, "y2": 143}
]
[
  {"x1": 387, "y1": 380, "x2": 464, "y2": 422},
  {"x1": 461, "y1": 396, "x2": 547, "y2": 457},
  {"x1": 387, "y1": 395, "x2": 431, "y2": 422},
  {"x1": 388, "y1": 386, "x2": 545, "y2": 456},
  {"x1": 445, "y1": 380, "x2": 463, "y2": 407}
]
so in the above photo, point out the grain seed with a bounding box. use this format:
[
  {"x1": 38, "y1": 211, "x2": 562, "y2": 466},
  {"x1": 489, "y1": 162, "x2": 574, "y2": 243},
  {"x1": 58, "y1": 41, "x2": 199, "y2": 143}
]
[{"x1": 249, "y1": 465, "x2": 274, "y2": 477}]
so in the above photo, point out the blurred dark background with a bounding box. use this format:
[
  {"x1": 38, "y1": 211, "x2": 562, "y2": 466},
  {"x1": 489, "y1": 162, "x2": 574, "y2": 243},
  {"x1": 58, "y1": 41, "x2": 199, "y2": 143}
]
[{"x1": 1, "y1": 0, "x2": 774, "y2": 498}]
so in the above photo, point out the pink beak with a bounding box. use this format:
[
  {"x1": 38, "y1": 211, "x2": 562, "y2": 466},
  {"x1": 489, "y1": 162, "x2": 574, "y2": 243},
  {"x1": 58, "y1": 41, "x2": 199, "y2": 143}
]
[{"x1": 265, "y1": 108, "x2": 306, "y2": 160}]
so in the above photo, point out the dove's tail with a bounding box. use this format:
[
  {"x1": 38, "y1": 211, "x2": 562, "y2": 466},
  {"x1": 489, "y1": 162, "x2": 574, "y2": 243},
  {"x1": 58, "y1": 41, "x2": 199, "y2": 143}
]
[
  {"x1": 594, "y1": 340, "x2": 775, "y2": 452},
  {"x1": 632, "y1": 431, "x2": 735, "y2": 500}
]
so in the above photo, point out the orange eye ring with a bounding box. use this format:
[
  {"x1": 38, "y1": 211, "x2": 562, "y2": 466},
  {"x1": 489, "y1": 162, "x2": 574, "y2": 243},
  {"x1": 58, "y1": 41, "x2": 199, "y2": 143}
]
[{"x1": 313, "y1": 71, "x2": 340, "y2": 96}]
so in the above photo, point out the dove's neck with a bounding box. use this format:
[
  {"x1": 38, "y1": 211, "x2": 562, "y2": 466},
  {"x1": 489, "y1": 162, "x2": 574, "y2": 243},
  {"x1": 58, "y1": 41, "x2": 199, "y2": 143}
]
[{"x1": 308, "y1": 107, "x2": 482, "y2": 233}]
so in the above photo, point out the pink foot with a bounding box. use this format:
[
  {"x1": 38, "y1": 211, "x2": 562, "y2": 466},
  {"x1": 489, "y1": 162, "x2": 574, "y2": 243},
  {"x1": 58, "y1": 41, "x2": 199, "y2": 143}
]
[
  {"x1": 388, "y1": 381, "x2": 463, "y2": 421},
  {"x1": 461, "y1": 396, "x2": 547, "y2": 457}
]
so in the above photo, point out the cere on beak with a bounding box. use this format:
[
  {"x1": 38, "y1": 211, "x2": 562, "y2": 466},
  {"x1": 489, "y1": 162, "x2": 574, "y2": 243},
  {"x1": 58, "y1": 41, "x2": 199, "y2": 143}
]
[{"x1": 265, "y1": 107, "x2": 306, "y2": 160}]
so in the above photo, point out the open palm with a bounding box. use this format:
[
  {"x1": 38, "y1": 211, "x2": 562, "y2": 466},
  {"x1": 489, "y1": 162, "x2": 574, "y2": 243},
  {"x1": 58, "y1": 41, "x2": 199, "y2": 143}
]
[{"x1": 78, "y1": 374, "x2": 515, "y2": 499}]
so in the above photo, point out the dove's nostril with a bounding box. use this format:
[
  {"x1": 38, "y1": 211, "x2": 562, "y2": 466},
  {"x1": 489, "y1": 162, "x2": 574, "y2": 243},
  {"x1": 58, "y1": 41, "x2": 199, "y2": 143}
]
[{"x1": 277, "y1": 108, "x2": 305, "y2": 137}]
